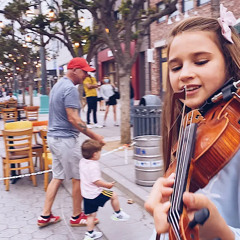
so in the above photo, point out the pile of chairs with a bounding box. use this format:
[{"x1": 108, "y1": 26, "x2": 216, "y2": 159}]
[{"x1": 1, "y1": 105, "x2": 51, "y2": 191}]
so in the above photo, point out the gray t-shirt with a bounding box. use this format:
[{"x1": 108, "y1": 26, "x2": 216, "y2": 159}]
[{"x1": 48, "y1": 77, "x2": 81, "y2": 138}]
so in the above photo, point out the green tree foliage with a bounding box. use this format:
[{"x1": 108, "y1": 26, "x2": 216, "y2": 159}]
[
  {"x1": 0, "y1": 0, "x2": 177, "y2": 143},
  {"x1": 1, "y1": 0, "x2": 92, "y2": 58},
  {"x1": 0, "y1": 29, "x2": 39, "y2": 103}
]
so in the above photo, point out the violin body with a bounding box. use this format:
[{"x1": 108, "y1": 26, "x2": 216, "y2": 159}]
[
  {"x1": 167, "y1": 89, "x2": 240, "y2": 192},
  {"x1": 190, "y1": 90, "x2": 240, "y2": 192}
]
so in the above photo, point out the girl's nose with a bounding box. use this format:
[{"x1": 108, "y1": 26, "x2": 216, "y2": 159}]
[{"x1": 179, "y1": 64, "x2": 195, "y2": 82}]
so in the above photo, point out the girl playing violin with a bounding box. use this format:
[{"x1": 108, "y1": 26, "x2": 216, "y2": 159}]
[{"x1": 145, "y1": 5, "x2": 240, "y2": 240}]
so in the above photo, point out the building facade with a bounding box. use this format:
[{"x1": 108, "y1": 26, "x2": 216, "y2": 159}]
[{"x1": 96, "y1": 0, "x2": 150, "y2": 100}]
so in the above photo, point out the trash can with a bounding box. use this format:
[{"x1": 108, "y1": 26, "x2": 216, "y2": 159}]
[
  {"x1": 133, "y1": 135, "x2": 164, "y2": 186},
  {"x1": 132, "y1": 95, "x2": 162, "y2": 137},
  {"x1": 139, "y1": 94, "x2": 162, "y2": 106}
]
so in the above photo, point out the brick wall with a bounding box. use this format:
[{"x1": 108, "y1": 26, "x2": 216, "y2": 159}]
[{"x1": 149, "y1": 0, "x2": 240, "y2": 96}]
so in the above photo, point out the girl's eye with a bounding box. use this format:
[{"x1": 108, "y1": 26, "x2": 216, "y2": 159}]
[
  {"x1": 170, "y1": 65, "x2": 182, "y2": 72},
  {"x1": 195, "y1": 60, "x2": 209, "y2": 65}
]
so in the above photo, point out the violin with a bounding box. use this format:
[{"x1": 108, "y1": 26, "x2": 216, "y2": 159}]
[{"x1": 157, "y1": 79, "x2": 240, "y2": 240}]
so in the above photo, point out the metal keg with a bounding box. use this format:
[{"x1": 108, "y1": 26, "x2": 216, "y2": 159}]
[{"x1": 133, "y1": 135, "x2": 163, "y2": 186}]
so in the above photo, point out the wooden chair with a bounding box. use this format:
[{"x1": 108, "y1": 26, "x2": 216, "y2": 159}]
[
  {"x1": 24, "y1": 106, "x2": 40, "y2": 121},
  {"x1": 0, "y1": 101, "x2": 6, "y2": 118},
  {"x1": 2, "y1": 108, "x2": 18, "y2": 123},
  {"x1": 40, "y1": 130, "x2": 52, "y2": 191},
  {"x1": 6, "y1": 98, "x2": 18, "y2": 108},
  {"x1": 5, "y1": 120, "x2": 32, "y2": 130},
  {"x1": 2, "y1": 128, "x2": 37, "y2": 191},
  {"x1": 31, "y1": 121, "x2": 48, "y2": 170},
  {"x1": 4, "y1": 120, "x2": 43, "y2": 170},
  {"x1": 4, "y1": 121, "x2": 34, "y2": 174}
]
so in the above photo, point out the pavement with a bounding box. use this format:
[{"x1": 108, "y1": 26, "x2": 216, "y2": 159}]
[{"x1": 0, "y1": 94, "x2": 158, "y2": 240}]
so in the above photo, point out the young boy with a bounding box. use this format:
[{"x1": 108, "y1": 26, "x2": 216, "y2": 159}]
[{"x1": 80, "y1": 139, "x2": 130, "y2": 240}]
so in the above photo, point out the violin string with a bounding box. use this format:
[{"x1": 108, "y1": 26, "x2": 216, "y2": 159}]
[
  {"x1": 169, "y1": 110, "x2": 194, "y2": 239},
  {"x1": 168, "y1": 107, "x2": 185, "y2": 134},
  {"x1": 176, "y1": 112, "x2": 193, "y2": 211},
  {"x1": 169, "y1": 106, "x2": 185, "y2": 209},
  {"x1": 169, "y1": 213, "x2": 181, "y2": 240},
  {"x1": 168, "y1": 89, "x2": 192, "y2": 239},
  {"x1": 168, "y1": 105, "x2": 187, "y2": 239},
  {"x1": 173, "y1": 118, "x2": 189, "y2": 222}
]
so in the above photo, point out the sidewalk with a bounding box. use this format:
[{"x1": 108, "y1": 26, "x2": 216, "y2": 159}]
[
  {"x1": 63, "y1": 104, "x2": 156, "y2": 240},
  {"x1": 0, "y1": 95, "x2": 156, "y2": 240}
]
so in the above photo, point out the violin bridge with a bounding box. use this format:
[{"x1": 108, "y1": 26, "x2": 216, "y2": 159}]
[{"x1": 186, "y1": 110, "x2": 204, "y2": 125}]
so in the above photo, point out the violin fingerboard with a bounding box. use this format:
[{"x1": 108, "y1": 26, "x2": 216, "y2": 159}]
[{"x1": 168, "y1": 123, "x2": 197, "y2": 238}]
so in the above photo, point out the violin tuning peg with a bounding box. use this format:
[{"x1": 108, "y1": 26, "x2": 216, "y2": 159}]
[{"x1": 189, "y1": 208, "x2": 210, "y2": 229}]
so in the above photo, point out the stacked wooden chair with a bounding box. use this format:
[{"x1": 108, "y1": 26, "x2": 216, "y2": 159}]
[
  {"x1": 40, "y1": 129, "x2": 52, "y2": 191},
  {"x1": 2, "y1": 121, "x2": 37, "y2": 191}
]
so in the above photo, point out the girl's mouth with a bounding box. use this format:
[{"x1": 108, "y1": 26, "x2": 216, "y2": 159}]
[{"x1": 186, "y1": 86, "x2": 201, "y2": 92}]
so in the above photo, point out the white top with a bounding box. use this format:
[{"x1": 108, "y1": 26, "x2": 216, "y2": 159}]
[
  {"x1": 100, "y1": 84, "x2": 114, "y2": 101},
  {"x1": 79, "y1": 158, "x2": 102, "y2": 199},
  {"x1": 5, "y1": 95, "x2": 17, "y2": 101}
]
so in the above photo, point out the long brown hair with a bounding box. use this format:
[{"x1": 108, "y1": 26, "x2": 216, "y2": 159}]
[{"x1": 162, "y1": 16, "x2": 240, "y2": 171}]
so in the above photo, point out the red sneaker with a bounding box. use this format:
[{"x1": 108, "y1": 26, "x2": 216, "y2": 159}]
[
  {"x1": 37, "y1": 213, "x2": 61, "y2": 227},
  {"x1": 70, "y1": 212, "x2": 99, "y2": 227}
]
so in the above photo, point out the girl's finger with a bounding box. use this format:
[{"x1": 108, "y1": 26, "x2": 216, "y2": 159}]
[{"x1": 154, "y1": 201, "x2": 171, "y2": 233}]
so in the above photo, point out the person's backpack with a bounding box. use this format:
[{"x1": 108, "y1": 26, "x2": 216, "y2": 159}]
[{"x1": 112, "y1": 86, "x2": 120, "y2": 99}]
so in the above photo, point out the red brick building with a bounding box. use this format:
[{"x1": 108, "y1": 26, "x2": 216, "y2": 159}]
[{"x1": 150, "y1": 0, "x2": 240, "y2": 100}]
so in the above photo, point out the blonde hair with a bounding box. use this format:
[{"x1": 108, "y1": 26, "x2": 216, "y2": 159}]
[{"x1": 162, "y1": 16, "x2": 240, "y2": 171}]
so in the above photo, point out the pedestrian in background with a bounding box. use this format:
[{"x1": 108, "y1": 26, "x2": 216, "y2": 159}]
[
  {"x1": 97, "y1": 81, "x2": 105, "y2": 111},
  {"x1": 5, "y1": 89, "x2": 17, "y2": 101},
  {"x1": 78, "y1": 84, "x2": 87, "y2": 112},
  {"x1": 83, "y1": 74, "x2": 102, "y2": 128},
  {"x1": 37, "y1": 57, "x2": 105, "y2": 228},
  {"x1": 80, "y1": 139, "x2": 130, "y2": 240},
  {"x1": 130, "y1": 77, "x2": 135, "y2": 127},
  {"x1": 100, "y1": 76, "x2": 119, "y2": 127}
]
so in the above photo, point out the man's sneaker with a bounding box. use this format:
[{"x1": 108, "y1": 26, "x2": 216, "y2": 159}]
[
  {"x1": 87, "y1": 124, "x2": 93, "y2": 129},
  {"x1": 114, "y1": 123, "x2": 119, "y2": 126},
  {"x1": 111, "y1": 210, "x2": 130, "y2": 221},
  {"x1": 93, "y1": 124, "x2": 103, "y2": 128},
  {"x1": 83, "y1": 230, "x2": 103, "y2": 240},
  {"x1": 70, "y1": 212, "x2": 99, "y2": 227},
  {"x1": 37, "y1": 214, "x2": 61, "y2": 227}
]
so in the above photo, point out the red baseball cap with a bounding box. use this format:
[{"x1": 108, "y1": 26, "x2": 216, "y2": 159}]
[{"x1": 67, "y1": 57, "x2": 96, "y2": 72}]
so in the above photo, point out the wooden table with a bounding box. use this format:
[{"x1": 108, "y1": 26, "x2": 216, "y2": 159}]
[{"x1": 16, "y1": 104, "x2": 27, "y2": 121}]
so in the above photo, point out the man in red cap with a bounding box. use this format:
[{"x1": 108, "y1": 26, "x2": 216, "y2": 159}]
[{"x1": 38, "y1": 57, "x2": 105, "y2": 228}]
